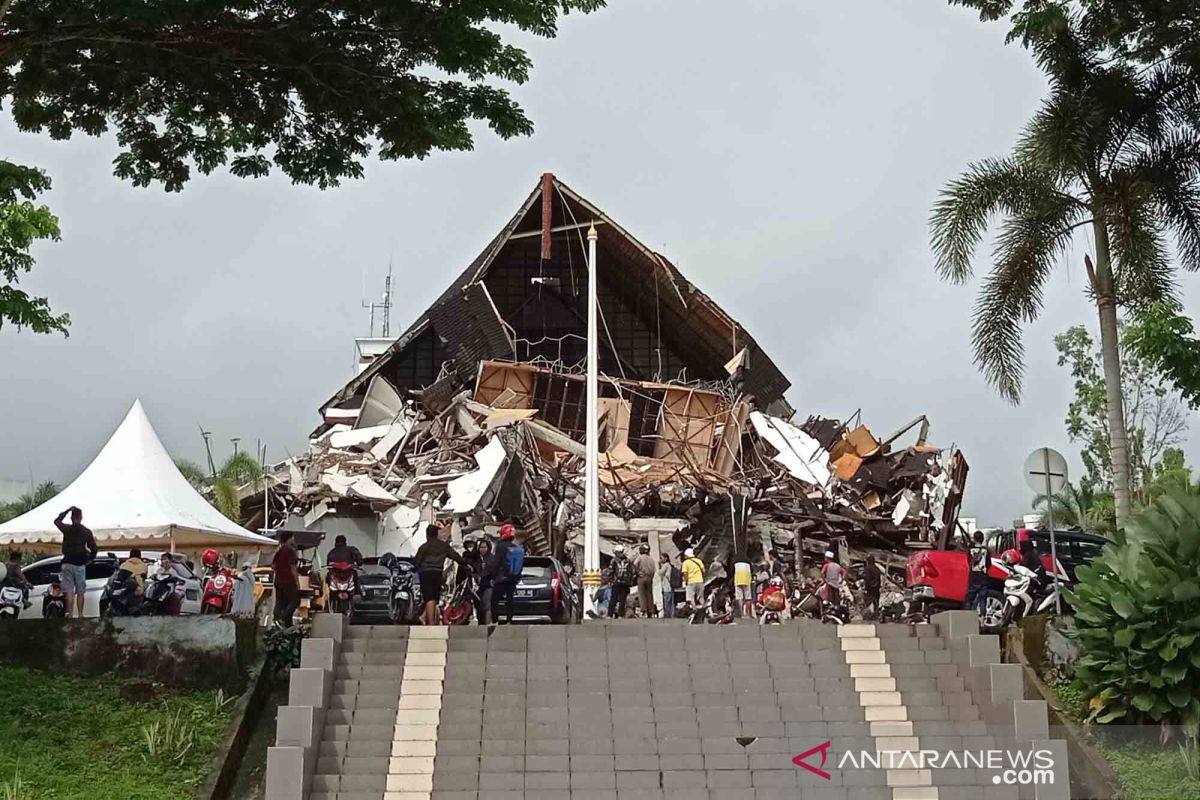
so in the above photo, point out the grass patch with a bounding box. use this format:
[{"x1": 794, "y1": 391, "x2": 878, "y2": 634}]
[
  {"x1": 1049, "y1": 677, "x2": 1200, "y2": 800},
  {"x1": 0, "y1": 665, "x2": 232, "y2": 800}
]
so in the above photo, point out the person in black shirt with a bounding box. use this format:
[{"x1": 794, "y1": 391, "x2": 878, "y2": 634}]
[
  {"x1": 54, "y1": 506, "x2": 97, "y2": 618},
  {"x1": 1, "y1": 551, "x2": 32, "y2": 608},
  {"x1": 477, "y1": 539, "x2": 497, "y2": 625},
  {"x1": 326, "y1": 534, "x2": 364, "y2": 599},
  {"x1": 413, "y1": 525, "x2": 463, "y2": 625},
  {"x1": 966, "y1": 531, "x2": 990, "y2": 614},
  {"x1": 863, "y1": 555, "x2": 882, "y2": 619}
]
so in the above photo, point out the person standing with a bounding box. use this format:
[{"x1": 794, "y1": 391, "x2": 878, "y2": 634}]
[
  {"x1": 605, "y1": 545, "x2": 635, "y2": 619},
  {"x1": 681, "y1": 548, "x2": 706, "y2": 612},
  {"x1": 733, "y1": 554, "x2": 754, "y2": 619},
  {"x1": 966, "y1": 531, "x2": 990, "y2": 614},
  {"x1": 633, "y1": 544, "x2": 657, "y2": 618},
  {"x1": 54, "y1": 506, "x2": 97, "y2": 618},
  {"x1": 492, "y1": 525, "x2": 525, "y2": 625},
  {"x1": 821, "y1": 550, "x2": 843, "y2": 606},
  {"x1": 477, "y1": 539, "x2": 496, "y2": 625},
  {"x1": 657, "y1": 553, "x2": 676, "y2": 619},
  {"x1": 414, "y1": 524, "x2": 464, "y2": 625},
  {"x1": 863, "y1": 555, "x2": 882, "y2": 619},
  {"x1": 272, "y1": 531, "x2": 301, "y2": 628}
]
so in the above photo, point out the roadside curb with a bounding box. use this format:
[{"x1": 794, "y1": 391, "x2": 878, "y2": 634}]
[{"x1": 193, "y1": 649, "x2": 275, "y2": 800}]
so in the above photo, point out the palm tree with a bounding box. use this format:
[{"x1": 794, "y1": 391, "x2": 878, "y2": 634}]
[
  {"x1": 0, "y1": 480, "x2": 61, "y2": 523},
  {"x1": 173, "y1": 453, "x2": 261, "y2": 522},
  {"x1": 1033, "y1": 481, "x2": 1115, "y2": 534},
  {"x1": 931, "y1": 21, "x2": 1200, "y2": 526}
]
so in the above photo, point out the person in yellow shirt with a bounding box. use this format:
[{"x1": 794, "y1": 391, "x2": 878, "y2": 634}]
[
  {"x1": 733, "y1": 556, "x2": 754, "y2": 619},
  {"x1": 119, "y1": 548, "x2": 149, "y2": 594},
  {"x1": 681, "y1": 548, "x2": 706, "y2": 611}
]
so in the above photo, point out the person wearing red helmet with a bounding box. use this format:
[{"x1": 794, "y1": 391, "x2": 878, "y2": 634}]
[{"x1": 492, "y1": 523, "x2": 525, "y2": 624}]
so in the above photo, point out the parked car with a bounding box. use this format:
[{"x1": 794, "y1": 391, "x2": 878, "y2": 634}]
[
  {"x1": 504, "y1": 556, "x2": 576, "y2": 624},
  {"x1": 18, "y1": 552, "x2": 203, "y2": 619},
  {"x1": 984, "y1": 528, "x2": 1106, "y2": 583},
  {"x1": 353, "y1": 558, "x2": 394, "y2": 623}
]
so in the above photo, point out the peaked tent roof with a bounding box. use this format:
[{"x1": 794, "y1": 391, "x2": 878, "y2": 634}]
[
  {"x1": 0, "y1": 401, "x2": 276, "y2": 551},
  {"x1": 321, "y1": 174, "x2": 791, "y2": 414}
]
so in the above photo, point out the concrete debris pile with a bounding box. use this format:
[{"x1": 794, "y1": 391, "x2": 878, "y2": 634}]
[{"x1": 253, "y1": 359, "x2": 966, "y2": 568}]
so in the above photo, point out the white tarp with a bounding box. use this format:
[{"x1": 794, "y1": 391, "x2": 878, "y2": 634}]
[
  {"x1": 0, "y1": 400, "x2": 277, "y2": 551},
  {"x1": 749, "y1": 411, "x2": 832, "y2": 489}
]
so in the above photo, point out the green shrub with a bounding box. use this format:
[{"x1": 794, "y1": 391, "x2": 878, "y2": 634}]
[
  {"x1": 264, "y1": 623, "x2": 310, "y2": 676},
  {"x1": 1072, "y1": 488, "x2": 1200, "y2": 726},
  {"x1": 141, "y1": 709, "x2": 195, "y2": 765},
  {"x1": 0, "y1": 770, "x2": 36, "y2": 800}
]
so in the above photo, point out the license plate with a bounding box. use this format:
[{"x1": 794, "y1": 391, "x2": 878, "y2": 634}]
[
  {"x1": 913, "y1": 585, "x2": 934, "y2": 598},
  {"x1": 371, "y1": 589, "x2": 386, "y2": 597},
  {"x1": 514, "y1": 589, "x2": 534, "y2": 598}
]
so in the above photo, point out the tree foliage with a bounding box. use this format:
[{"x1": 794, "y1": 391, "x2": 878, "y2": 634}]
[
  {"x1": 0, "y1": 0, "x2": 603, "y2": 335},
  {"x1": 174, "y1": 451, "x2": 262, "y2": 522},
  {"x1": 0, "y1": 480, "x2": 61, "y2": 523},
  {"x1": 929, "y1": 13, "x2": 1200, "y2": 523},
  {"x1": 0, "y1": 161, "x2": 64, "y2": 334},
  {"x1": 0, "y1": 0, "x2": 602, "y2": 190},
  {"x1": 1126, "y1": 300, "x2": 1200, "y2": 410},
  {"x1": 1072, "y1": 488, "x2": 1200, "y2": 728},
  {"x1": 1034, "y1": 480, "x2": 1116, "y2": 533},
  {"x1": 1054, "y1": 324, "x2": 1188, "y2": 497}
]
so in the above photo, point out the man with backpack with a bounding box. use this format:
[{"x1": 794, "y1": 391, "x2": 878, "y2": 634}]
[
  {"x1": 605, "y1": 544, "x2": 636, "y2": 618},
  {"x1": 492, "y1": 524, "x2": 526, "y2": 625},
  {"x1": 657, "y1": 553, "x2": 679, "y2": 618}
]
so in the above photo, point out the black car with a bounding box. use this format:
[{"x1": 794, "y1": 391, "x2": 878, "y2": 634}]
[
  {"x1": 352, "y1": 558, "x2": 393, "y2": 622},
  {"x1": 985, "y1": 528, "x2": 1107, "y2": 582},
  {"x1": 502, "y1": 556, "x2": 576, "y2": 624}
]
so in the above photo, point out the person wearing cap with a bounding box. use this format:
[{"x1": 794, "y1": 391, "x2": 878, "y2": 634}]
[
  {"x1": 821, "y1": 550, "x2": 843, "y2": 605},
  {"x1": 632, "y1": 544, "x2": 657, "y2": 618},
  {"x1": 492, "y1": 524, "x2": 526, "y2": 625},
  {"x1": 681, "y1": 548, "x2": 706, "y2": 611}
]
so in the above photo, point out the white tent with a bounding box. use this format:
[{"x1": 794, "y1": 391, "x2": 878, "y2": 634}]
[{"x1": 0, "y1": 400, "x2": 276, "y2": 552}]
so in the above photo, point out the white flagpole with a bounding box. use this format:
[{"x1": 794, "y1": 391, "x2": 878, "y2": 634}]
[{"x1": 583, "y1": 222, "x2": 601, "y2": 619}]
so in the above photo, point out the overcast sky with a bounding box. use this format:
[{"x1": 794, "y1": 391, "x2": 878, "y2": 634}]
[{"x1": 3, "y1": 0, "x2": 1198, "y2": 525}]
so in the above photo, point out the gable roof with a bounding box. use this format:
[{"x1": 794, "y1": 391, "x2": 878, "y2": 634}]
[{"x1": 323, "y1": 174, "x2": 791, "y2": 412}]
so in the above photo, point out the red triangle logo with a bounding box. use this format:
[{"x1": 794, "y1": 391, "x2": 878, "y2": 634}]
[{"x1": 792, "y1": 740, "x2": 833, "y2": 780}]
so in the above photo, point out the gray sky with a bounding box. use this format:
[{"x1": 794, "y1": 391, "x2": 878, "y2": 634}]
[{"x1": 2, "y1": 0, "x2": 1198, "y2": 525}]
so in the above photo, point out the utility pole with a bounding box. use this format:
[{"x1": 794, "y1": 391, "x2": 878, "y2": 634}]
[
  {"x1": 231, "y1": 438, "x2": 241, "y2": 458},
  {"x1": 582, "y1": 223, "x2": 601, "y2": 619},
  {"x1": 199, "y1": 426, "x2": 216, "y2": 479}
]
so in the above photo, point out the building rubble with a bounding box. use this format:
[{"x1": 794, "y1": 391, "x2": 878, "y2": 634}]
[{"x1": 242, "y1": 173, "x2": 969, "y2": 593}]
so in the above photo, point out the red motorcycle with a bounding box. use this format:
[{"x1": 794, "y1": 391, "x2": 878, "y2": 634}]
[
  {"x1": 326, "y1": 562, "x2": 359, "y2": 616},
  {"x1": 200, "y1": 549, "x2": 235, "y2": 615}
]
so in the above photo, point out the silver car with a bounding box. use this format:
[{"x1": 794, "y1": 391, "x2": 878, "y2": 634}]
[{"x1": 17, "y1": 551, "x2": 203, "y2": 619}]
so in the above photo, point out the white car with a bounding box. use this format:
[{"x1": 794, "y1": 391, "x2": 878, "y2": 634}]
[{"x1": 17, "y1": 551, "x2": 203, "y2": 619}]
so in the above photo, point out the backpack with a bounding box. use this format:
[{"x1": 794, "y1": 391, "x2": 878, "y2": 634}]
[
  {"x1": 613, "y1": 557, "x2": 635, "y2": 586},
  {"x1": 669, "y1": 564, "x2": 683, "y2": 590},
  {"x1": 507, "y1": 545, "x2": 525, "y2": 580}
]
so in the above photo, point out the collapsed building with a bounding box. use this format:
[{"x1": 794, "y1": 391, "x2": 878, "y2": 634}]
[{"x1": 243, "y1": 174, "x2": 968, "y2": 577}]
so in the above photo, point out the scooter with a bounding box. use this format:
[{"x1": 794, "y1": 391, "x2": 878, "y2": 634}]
[
  {"x1": 981, "y1": 563, "x2": 1060, "y2": 633},
  {"x1": 757, "y1": 577, "x2": 788, "y2": 625},
  {"x1": 201, "y1": 566, "x2": 236, "y2": 614},
  {"x1": 100, "y1": 569, "x2": 144, "y2": 617},
  {"x1": 42, "y1": 583, "x2": 67, "y2": 618},
  {"x1": 326, "y1": 562, "x2": 359, "y2": 617},
  {"x1": 381, "y1": 555, "x2": 420, "y2": 624},
  {"x1": 0, "y1": 585, "x2": 25, "y2": 620}
]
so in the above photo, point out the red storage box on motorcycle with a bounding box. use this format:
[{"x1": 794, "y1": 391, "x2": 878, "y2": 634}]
[{"x1": 759, "y1": 587, "x2": 786, "y2": 612}]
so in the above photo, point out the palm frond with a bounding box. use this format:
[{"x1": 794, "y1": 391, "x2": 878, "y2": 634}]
[
  {"x1": 218, "y1": 451, "x2": 262, "y2": 490},
  {"x1": 1102, "y1": 171, "x2": 1176, "y2": 306},
  {"x1": 212, "y1": 478, "x2": 241, "y2": 521},
  {"x1": 931, "y1": 158, "x2": 1071, "y2": 283},
  {"x1": 173, "y1": 459, "x2": 209, "y2": 489},
  {"x1": 971, "y1": 187, "x2": 1083, "y2": 401},
  {"x1": 1136, "y1": 131, "x2": 1200, "y2": 272}
]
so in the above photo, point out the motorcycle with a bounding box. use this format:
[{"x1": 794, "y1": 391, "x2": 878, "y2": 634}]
[
  {"x1": 201, "y1": 567, "x2": 236, "y2": 614},
  {"x1": 326, "y1": 561, "x2": 359, "y2": 617},
  {"x1": 791, "y1": 580, "x2": 849, "y2": 625},
  {"x1": 142, "y1": 574, "x2": 185, "y2": 615},
  {"x1": 0, "y1": 585, "x2": 25, "y2": 620},
  {"x1": 757, "y1": 577, "x2": 788, "y2": 625},
  {"x1": 42, "y1": 583, "x2": 67, "y2": 618},
  {"x1": 381, "y1": 555, "x2": 420, "y2": 624},
  {"x1": 100, "y1": 569, "x2": 144, "y2": 617},
  {"x1": 441, "y1": 571, "x2": 478, "y2": 625},
  {"x1": 981, "y1": 562, "x2": 1060, "y2": 633}
]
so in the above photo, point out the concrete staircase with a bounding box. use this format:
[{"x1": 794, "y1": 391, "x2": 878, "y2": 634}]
[{"x1": 267, "y1": 613, "x2": 1068, "y2": 800}]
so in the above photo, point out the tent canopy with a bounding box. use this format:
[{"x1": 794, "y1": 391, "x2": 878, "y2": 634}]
[{"x1": 0, "y1": 400, "x2": 276, "y2": 552}]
